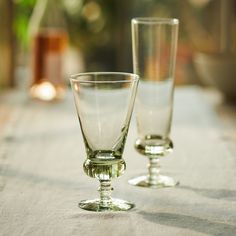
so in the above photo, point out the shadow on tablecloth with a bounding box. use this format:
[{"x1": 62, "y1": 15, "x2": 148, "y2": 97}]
[{"x1": 139, "y1": 211, "x2": 236, "y2": 236}]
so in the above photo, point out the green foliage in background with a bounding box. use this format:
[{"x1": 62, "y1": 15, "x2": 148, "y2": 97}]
[
  {"x1": 64, "y1": 0, "x2": 117, "y2": 53},
  {"x1": 14, "y1": 0, "x2": 36, "y2": 47}
]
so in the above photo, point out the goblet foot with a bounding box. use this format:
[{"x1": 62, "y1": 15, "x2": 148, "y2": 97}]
[
  {"x1": 79, "y1": 198, "x2": 135, "y2": 212},
  {"x1": 128, "y1": 174, "x2": 179, "y2": 188}
]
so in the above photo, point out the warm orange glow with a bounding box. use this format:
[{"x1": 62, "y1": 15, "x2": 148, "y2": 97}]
[{"x1": 30, "y1": 81, "x2": 57, "y2": 101}]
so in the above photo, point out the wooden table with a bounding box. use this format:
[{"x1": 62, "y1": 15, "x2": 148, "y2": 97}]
[{"x1": 0, "y1": 86, "x2": 236, "y2": 236}]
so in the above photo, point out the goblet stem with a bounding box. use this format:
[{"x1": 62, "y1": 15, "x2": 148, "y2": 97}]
[
  {"x1": 98, "y1": 180, "x2": 113, "y2": 208},
  {"x1": 148, "y1": 157, "x2": 161, "y2": 185}
]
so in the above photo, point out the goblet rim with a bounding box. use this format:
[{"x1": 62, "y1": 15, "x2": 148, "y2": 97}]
[
  {"x1": 70, "y1": 72, "x2": 139, "y2": 84},
  {"x1": 132, "y1": 17, "x2": 179, "y2": 25}
]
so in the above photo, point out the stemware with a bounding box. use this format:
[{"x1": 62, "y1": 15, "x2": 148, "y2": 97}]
[
  {"x1": 70, "y1": 72, "x2": 138, "y2": 211},
  {"x1": 129, "y1": 18, "x2": 179, "y2": 188}
]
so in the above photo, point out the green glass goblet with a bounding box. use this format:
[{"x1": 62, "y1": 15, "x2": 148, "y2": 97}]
[{"x1": 70, "y1": 72, "x2": 138, "y2": 211}]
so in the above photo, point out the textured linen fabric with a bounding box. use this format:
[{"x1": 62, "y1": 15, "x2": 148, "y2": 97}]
[{"x1": 0, "y1": 87, "x2": 236, "y2": 236}]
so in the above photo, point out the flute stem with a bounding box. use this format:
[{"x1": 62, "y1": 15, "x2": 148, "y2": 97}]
[{"x1": 148, "y1": 158, "x2": 161, "y2": 185}]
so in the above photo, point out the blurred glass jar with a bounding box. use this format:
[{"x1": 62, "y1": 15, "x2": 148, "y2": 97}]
[{"x1": 28, "y1": 0, "x2": 68, "y2": 101}]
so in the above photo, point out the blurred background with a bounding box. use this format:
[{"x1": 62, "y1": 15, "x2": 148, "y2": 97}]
[{"x1": 0, "y1": 0, "x2": 236, "y2": 100}]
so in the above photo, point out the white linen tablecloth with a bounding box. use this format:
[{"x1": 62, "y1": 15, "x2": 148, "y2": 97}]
[{"x1": 0, "y1": 86, "x2": 236, "y2": 236}]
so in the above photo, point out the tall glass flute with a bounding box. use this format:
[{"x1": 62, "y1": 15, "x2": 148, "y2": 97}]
[
  {"x1": 70, "y1": 72, "x2": 138, "y2": 211},
  {"x1": 129, "y1": 18, "x2": 179, "y2": 188}
]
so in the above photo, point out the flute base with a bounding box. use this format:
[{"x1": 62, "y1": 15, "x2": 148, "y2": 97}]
[
  {"x1": 128, "y1": 175, "x2": 179, "y2": 188},
  {"x1": 79, "y1": 198, "x2": 135, "y2": 212}
]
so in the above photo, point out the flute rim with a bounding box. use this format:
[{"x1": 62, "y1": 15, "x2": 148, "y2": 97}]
[
  {"x1": 70, "y1": 72, "x2": 139, "y2": 83},
  {"x1": 132, "y1": 17, "x2": 179, "y2": 25}
]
